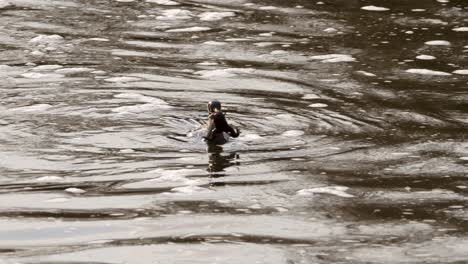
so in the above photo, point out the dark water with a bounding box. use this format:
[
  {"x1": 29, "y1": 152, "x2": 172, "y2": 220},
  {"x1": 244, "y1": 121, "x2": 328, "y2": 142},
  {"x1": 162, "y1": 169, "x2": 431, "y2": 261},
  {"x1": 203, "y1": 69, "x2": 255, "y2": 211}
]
[{"x1": 0, "y1": 0, "x2": 467, "y2": 263}]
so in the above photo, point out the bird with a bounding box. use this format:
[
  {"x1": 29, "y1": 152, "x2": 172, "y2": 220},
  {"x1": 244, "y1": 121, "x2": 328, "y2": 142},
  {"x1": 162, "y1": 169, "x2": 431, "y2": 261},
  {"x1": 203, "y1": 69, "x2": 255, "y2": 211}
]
[{"x1": 203, "y1": 100, "x2": 240, "y2": 145}]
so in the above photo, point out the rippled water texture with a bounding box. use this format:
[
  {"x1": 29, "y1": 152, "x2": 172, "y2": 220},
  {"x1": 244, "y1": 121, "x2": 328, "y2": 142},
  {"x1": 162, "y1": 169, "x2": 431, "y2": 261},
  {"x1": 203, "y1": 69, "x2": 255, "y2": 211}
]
[{"x1": 0, "y1": 0, "x2": 467, "y2": 263}]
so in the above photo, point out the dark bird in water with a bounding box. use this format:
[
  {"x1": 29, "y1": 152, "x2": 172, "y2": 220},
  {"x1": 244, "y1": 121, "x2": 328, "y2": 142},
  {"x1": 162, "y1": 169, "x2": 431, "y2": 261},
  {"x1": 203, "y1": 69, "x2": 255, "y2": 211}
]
[{"x1": 204, "y1": 100, "x2": 240, "y2": 145}]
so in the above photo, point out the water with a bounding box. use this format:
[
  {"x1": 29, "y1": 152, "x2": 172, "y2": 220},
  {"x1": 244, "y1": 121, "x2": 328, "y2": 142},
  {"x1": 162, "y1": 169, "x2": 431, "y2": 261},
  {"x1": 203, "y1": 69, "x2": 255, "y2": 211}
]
[{"x1": 0, "y1": 0, "x2": 467, "y2": 263}]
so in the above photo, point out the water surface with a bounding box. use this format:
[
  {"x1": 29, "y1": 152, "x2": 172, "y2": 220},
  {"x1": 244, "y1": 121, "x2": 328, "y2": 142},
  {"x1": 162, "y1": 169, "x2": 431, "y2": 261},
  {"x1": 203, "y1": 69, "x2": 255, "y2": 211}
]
[{"x1": 0, "y1": 0, "x2": 467, "y2": 263}]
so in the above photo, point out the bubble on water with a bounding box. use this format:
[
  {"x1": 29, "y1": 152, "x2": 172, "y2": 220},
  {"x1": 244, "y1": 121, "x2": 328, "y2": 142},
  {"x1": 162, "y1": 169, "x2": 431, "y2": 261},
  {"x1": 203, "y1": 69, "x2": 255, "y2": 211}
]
[
  {"x1": 355, "y1": 71, "x2": 376, "y2": 77},
  {"x1": 166, "y1": 26, "x2": 211, "y2": 32},
  {"x1": 309, "y1": 103, "x2": 328, "y2": 108},
  {"x1": 406, "y1": 69, "x2": 452, "y2": 76},
  {"x1": 310, "y1": 54, "x2": 356, "y2": 63},
  {"x1": 424, "y1": 40, "x2": 451, "y2": 46},
  {"x1": 198, "y1": 12, "x2": 235, "y2": 21},
  {"x1": 156, "y1": 9, "x2": 193, "y2": 20},
  {"x1": 297, "y1": 186, "x2": 354, "y2": 198},
  {"x1": 361, "y1": 6, "x2": 390, "y2": 11},
  {"x1": 416, "y1": 55, "x2": 436, "y2": 60},
  {"x1": 460, "y1": 157, "x2": 468, "y2": 160},
  {"x1": 65, "y1": 188, "x2": 86, "y2": 194},
  {"x1": 411, "y1": 9, "x2": 426, "y2": 12},
  {"x1": 146, "y1": 0, "x2": 179, "y2": 5}
]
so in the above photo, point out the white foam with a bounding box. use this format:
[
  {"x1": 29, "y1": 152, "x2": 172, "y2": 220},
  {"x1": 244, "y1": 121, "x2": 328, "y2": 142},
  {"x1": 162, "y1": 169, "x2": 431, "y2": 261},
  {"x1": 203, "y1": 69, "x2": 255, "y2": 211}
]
[
  {"x1": 113, "y1": 93, "x2": 172, "y2": 113},
  {"x1": 29, "y1": 34, "x2": 64, "y2": 44},
  {"x1": 166, "y1": 26, "x2": 211, "y2": 32},
  {"x1": 425, "y1": 40, "x2": 451, "y2": 46},
  {"x1": 195, "y1": 68, "x2": 254, "y2": 79},
  {"x1": 10, "y1": 104, "x2": 52, "y2": 112},
  {"x1": 198, "y1": 11, "x2": 235, "y2": 21},
  {"x1": 146, "y1": 0, "x2": 179, "y2": 5},
  {"x1": 309, "y1": 103, "x2": 328, "y2": 108},
  {"x1": 259, "y1": 6, "x2": 277, "y2": 10},
  {"x1": 197, "y1": 61, "x2": 218, "y2": 66},
  {"x1": 281, "y1": 130, "x2": 304, "y2": 137},
  {"x1": 203, "y1": 41, "x2": 227, "y2": 46},
  {"x1": 240, "y1": 134, "x2": 263, "y2": 141},
  {"x1": 270, "y1": 50, "x2": 288, "y2": 55},
  {"x1": 32, "y1": 65, "x2": 63, "y2": 71},
  {"x1": 225, "y1": 38, "x2": 251, "y2": 42},
  {"x1": 453, "y1": 27, "x2": 468, "y2": 32},
  {"x1": 310, "y1": 54, "x2": 356, "y2": 63},
  {"x1": 361, "y1": 6, "x2": 389, "y2": 11},
  {"x1": 324, "y1": 27, "x2": 338, "y2": 33},
  {"x1": 65, "y1": 188, "x2": 86, "y2": 194},
  {"x1": 156, "y1": 9, "x2": 192, "y2": 20},
  {"x1": 254, "y1": 42, "x2": 275, "y2": 47},
  {"x1": 36, "y1": 176, "x2": 64, "y2": 181},
  {"x1": 406, "y1": 69, "x2": 452, "y2": 76},
  {"x1": 88, "y1": 38, "x2": 109, "y2": 42},
  {"x1": 355, "y1": 70, "x2": 376, "y2": 77},
  {"x1": 302, "y1": 94, "x2": 321, "y2": 99},
  {"x1": 45, "y1": 197, "x2": 70, "y2": 203},
  {"x1": 21, "y1": 72, "x2": 64, "y2": 79},
  {"x1": 297, "y1": 186, "x2": 354, "y2": 198},
  {"x1": 0, "y1": 0, "x2": 11, "y2": 8},
  {"x1": 259, "y1": 32, "x2": 274, "y2": 37},
  {"x1": 55, "y1": 67, "x2": 94, "y2": 74},
  {"x1": 416, "y1": 55, "x2": 436, "y2": 60},
  {"x1": 169, "y1": 186, "x2": 213, "y2": 194},
  {"x1": 104, "y1": 76, "x2": 141, "y2": 82},
  {"x1": 30, "y1": 50, "x2": 46, "y2": 56},
  {"x1": 116, "y1": 0, "x2": 135, "y2": 2},
  {"x1": 453, "y1": 70, "x2": 468, "y2": 75}
]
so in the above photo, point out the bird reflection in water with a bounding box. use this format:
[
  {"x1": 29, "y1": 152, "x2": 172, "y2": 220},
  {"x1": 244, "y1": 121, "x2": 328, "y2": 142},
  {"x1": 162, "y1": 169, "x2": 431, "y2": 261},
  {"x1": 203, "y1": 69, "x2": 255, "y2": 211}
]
[{"x1": 206, "y1": 143, "x2": 239, "y2": 178}]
